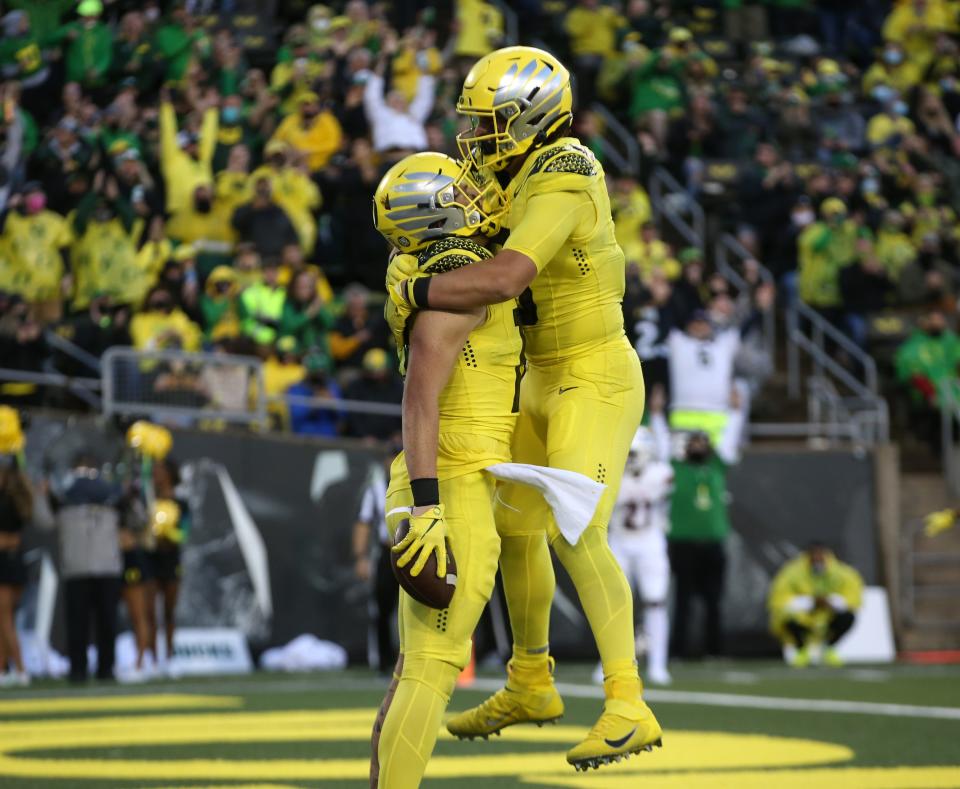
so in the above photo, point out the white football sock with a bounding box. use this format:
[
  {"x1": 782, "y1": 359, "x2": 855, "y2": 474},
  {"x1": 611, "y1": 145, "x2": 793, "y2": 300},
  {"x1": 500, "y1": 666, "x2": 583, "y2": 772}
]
[{"x1": 644, "y1": 604, "x2": 669, "y2": 677}]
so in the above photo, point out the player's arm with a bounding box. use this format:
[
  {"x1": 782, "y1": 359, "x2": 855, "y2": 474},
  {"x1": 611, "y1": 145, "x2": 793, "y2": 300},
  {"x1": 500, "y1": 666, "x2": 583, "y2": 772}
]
[
  {"x1": 403, "y1": 307, "x2": 484, "y2": 486},
  {"x1": 393, "y1": 306, "x2": 484, "y2": 578},
  {"x1": 399, "y1": 191, "x2": 594, "y2": 310}
]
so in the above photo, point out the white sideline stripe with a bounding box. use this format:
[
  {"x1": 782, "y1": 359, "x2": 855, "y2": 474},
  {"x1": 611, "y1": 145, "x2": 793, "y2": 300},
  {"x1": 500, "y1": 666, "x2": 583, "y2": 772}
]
[{"x1": 468, "y1": 678, "x2": 960, "y2": 721}]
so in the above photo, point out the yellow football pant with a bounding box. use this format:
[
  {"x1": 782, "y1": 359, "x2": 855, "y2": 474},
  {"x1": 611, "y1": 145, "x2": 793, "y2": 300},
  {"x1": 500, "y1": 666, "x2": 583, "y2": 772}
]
[
  {"x1": 496, "y1": 338, "x2": 646, "y2": 687},
  {"x1": 378, "y1": 465, "x2": 501, "y2": 789}
]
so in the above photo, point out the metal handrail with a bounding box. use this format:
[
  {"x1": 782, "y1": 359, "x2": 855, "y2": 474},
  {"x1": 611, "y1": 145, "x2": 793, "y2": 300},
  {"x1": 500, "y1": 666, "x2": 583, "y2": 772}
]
[
  {"x1": 590, "y1": 102, "x2": 640, "y2": 175},
  {"x1": 941, "y1": 382, "x2": 960, "y2": 497},
  {"x1": 44, "y1": 330, "x2": 102, "y2": 375},
  {"x1": 101, "y1": 347, "x2": 269, "y2": 427},
  {"x1": 787, "y1": 301, "x2": 880, "y2": 398},
  {"x1": 0, "y1": 366, "x2": 101, "y2": 409},
  {"x1": 280, "y1": 393, "x2": 401, "y2": 417},
  {"x1": 901, "y1": 516, "x2": 960, "y2": 630},
  {"x1": 649, "y1": 166, "x2": 706, "y2": 254},
  {"x1": 714, "y1": 233, "x2": 777, "y2": 361}
]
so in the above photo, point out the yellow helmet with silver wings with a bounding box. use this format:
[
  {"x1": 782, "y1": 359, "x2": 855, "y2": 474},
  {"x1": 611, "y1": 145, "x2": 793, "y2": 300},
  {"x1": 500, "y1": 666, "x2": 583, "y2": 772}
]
[
  {"x1": 456, "y1": 46, "x2": 573, "y2": 171},
  {"x1": 372, "y1": 152, "x2": 503, "y2": 253}
]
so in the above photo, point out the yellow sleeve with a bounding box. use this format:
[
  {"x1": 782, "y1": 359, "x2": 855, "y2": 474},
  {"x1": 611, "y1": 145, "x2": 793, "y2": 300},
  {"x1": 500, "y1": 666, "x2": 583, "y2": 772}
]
[
  {"x1": 838, "y1": 564, "x2": 865, "y2": 610},
  {"x1": 503, "y1": 190, "x2": 594, "y2": 272},
  {"x1": 882, "y1": 8, "x2": 907, "y2": 42},
  {"x1": 199, "y1": 108, "x2": 219, "y2": 169},
  {"x1": 159, "y1": 101, "x2": 178, "y2": 177},
  {"x1": 270, "y1": 61, "x2": 292, "y2": 91},
  {"x1": 767, "y1": 560, "x2": 800, "y2": 613}
]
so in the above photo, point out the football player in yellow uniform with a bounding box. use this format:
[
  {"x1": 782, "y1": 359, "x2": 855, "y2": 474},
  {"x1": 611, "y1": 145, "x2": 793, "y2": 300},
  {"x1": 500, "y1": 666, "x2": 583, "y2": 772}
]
[
  {"x1": 370, "y1": 151, "x2": 523, "y2": 788},
  {"x1": 392, "y1": 46, "x2": 662, "y2": 770}
]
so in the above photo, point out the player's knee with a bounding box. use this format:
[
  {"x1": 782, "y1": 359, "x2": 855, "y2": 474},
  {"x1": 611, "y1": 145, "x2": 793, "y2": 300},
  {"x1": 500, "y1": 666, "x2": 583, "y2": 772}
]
[{"x1": 401, "y1": 654, "x2": 461, "y2": 698}]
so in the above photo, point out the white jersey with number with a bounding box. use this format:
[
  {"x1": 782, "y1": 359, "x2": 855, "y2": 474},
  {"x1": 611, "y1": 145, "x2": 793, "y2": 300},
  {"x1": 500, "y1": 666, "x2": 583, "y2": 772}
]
[
  {"x1": 609, "y1": 462, "x2": 674, "y2": 537},
  {"x1": 608, "y1": 461, "x2": 673, "y2": 602}
]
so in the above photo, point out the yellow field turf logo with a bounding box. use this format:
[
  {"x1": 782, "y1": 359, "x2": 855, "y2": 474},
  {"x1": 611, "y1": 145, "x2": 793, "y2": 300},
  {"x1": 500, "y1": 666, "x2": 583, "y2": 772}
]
[{"x1": 0, "y1": 696, "x2": 956, "y2": 787}]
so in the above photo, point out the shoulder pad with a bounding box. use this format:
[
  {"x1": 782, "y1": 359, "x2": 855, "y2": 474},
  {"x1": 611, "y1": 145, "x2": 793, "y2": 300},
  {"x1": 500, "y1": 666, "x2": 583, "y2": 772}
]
[
  {"x1": 418, "y1": 237, "x2": 492, "y2": 274},
  {"x1": 527, "y1": 143, "x2": 599, "y2": 178}
]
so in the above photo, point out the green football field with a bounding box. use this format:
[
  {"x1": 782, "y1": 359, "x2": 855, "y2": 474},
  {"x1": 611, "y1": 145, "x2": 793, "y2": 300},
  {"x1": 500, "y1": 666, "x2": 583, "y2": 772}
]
[{"x1": 1, "y1": 661, "x2": 959, "y2": 789}]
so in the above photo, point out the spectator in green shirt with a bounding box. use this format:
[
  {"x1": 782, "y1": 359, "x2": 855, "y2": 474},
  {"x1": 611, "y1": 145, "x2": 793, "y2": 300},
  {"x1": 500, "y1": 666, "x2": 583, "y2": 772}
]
[
  {"x1": 895, "y1": 310, "x2": 960, "y2": 410},
  {"x1": 650, "y1": 384, "x2": 745, "y2": 659},
  {"x1": 0, "y1": 11, "x2": 55, "y2": 121},
  {"x1": 154, "y1": 4, "x2": 207, "y2": 84},
  {"x1": 59, "y1": 0, "x2": 114, "y2": 91}
]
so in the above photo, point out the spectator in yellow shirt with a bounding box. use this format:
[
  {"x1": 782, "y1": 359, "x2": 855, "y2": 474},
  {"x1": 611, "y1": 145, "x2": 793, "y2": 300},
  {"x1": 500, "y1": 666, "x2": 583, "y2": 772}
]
[
  {"x1": 270, "y1": 92, "x2": 343, "y2": 173},
  {"x1": 453, "y1": 0, "x2": 504, "y2": 60},
  {"x1": 1, "y1": 183, "x2": 72, "y2": 324},
  {"x1": 251, "y1": 141, "x2": 322, "y2": 252},
  {"x1": 565, "y1": 0, "x2": 626, "y2": 105},
  {"x1": 391, "y1": 29, "x2": 443, "y2": 103},
  {"x1": 611, "y1": 175, "x2": 653, "y2": 256},
  {"x1": 867, "y1": 100, "x2": 916, "y2": 148},
  {"x1": 262, "y1": 335, "x2": 307, "y2": 429},
  {"x1": 883, "y1": 0, "x2": 950, "y2": 71},
  {"x1": 130, "y1": 286, "x2": 202, "y2": 353},
  {"x1": 270, "y1": 27, "x2": 329, "y2": 115},
  {"x1": 159, "y1": 87, "x2": 219, "y2": 215},
  {"x1": 166, "y1": 183, "x2": 236, "y2": 259},
  {"x1": 215, "y1": 144, "x2": 254, "y2": 215},
  {"x1": 862, "y1": 42, "x2": 921, "y2": 96}
]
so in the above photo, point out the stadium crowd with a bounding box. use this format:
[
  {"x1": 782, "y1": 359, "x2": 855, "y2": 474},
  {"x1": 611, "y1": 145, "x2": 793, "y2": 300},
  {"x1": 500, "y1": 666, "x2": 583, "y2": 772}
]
[{"x1": 0, "y1": 0, "x2": 956, "y2": 438}]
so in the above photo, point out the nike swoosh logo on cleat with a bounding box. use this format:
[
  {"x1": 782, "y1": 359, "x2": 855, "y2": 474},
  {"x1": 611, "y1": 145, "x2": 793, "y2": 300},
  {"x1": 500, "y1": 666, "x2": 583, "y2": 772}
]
[
  {"x1": 604, "y1": 727, "x2": 637, "y2": 749},
  {"x1": 558, "y1": 386, "x2": 579, "y2": 394}
]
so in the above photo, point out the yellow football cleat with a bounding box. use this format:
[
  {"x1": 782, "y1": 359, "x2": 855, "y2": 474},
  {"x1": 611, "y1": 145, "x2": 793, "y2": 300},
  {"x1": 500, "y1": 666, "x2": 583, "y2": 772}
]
[
  {"x1": 823, "y1": 646, "x2": 844, "y2": 667},
  {"x1": 446, "y1": 662, "x2": 564, "y2": 739},
  {"x1": 789, "y1": 646, "x2": 811, "y2": 668},
  {"x1": 566, "y1": 698, "x2": 663, "y2": 771}
]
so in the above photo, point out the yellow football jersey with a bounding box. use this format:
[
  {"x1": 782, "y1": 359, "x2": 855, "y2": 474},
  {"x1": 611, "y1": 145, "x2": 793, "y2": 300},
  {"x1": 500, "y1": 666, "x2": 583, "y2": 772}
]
[
  {"x1": 2, "y1": 211, "x2": 72, "y2": 301},
  {"x1": 386, "y1": 236, "x2": 522, "y2": 453},
  {"x1": 502, "y1": 137, "x2": 628, "y2": 366}
]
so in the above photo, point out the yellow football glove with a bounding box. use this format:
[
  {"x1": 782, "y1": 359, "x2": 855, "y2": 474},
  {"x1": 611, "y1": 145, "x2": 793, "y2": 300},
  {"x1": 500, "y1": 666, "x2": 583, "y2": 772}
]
[
  {"x1": 924, "y1": 509, "x2": 958, "y2": 537},
  {"x1": 387, "y1": 253, "x2": 418, "y2": 310},
  {"x1": 393, "y1": 504, "x2": 449, "y2": 578}
]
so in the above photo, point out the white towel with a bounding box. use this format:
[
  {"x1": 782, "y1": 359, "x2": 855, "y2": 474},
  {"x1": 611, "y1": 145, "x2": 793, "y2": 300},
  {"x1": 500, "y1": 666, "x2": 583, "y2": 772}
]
[{"x1": 486, "y1": 463, "x2": 606, "y2": 546}]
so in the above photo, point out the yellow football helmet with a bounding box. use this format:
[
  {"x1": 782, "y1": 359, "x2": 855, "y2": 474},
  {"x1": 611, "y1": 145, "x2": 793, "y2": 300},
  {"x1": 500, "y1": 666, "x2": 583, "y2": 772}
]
[
  {"x1": 372, "y1": 151, "x2": 502, "y2": 253},
  {"x1": 457, "y1": 46, "x2": 573, "y2": 171}
]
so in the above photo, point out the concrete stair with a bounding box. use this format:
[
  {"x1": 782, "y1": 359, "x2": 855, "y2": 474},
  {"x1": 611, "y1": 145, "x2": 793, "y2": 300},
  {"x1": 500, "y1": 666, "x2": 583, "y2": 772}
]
[{"x1": 898, "y1": 473, "x2": 960, "y2": 653}]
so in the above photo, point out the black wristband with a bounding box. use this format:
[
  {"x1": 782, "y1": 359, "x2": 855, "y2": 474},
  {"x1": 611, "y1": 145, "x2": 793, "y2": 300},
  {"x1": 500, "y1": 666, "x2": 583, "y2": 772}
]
[
  {"x1": 411, "y1": 277, "x2": 431, "y2": 309},
  {"x1": 410, "y1": 477, "x2": 440, "y2": 508}
]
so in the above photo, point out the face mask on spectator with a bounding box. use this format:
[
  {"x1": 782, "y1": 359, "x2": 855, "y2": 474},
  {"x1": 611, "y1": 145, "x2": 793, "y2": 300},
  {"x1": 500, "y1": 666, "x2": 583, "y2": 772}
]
[
  {"x1": 792, "y1": 209, "x2": 815, "y2": 227},
  {"x1": 940, "y1": 77, "x2": 956, "y2": 93},
  {"x1": 222, "y1": 106, "x2": 241, "y2": 125},
  {"x1": 862, "y1": 177, "x2": 880, "y2": 195},
  {"x1": 883, "y1": 49, "x2": 903, "y2": 66},
  {"x1": 872, "y1": 84, "x2": 895, "y2": 103},
  {"x1": 24, "y1": 193, "x2": 46, "y2": 214},
  {"x1": 892, "y1": 100, "x2": 908, "y2": 116}
]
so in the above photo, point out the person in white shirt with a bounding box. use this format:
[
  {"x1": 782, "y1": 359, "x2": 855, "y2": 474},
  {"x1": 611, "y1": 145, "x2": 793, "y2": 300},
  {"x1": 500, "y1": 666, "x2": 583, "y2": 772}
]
[
  {"x1": 596, "y1": 427, "x2": 675, "y2": 686},
  {"x1": 362, "y1": 42, "x2": 435, "y2": 155},
  {"x1": 667, "y1": 309, "x2": 741, "y2": 444}
]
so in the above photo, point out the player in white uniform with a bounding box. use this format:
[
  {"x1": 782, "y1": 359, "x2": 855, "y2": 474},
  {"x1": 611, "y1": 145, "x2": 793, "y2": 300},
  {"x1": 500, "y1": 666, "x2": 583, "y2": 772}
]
[{"x1": 601, "y1": 427, "x2": 674, "y2": 686}]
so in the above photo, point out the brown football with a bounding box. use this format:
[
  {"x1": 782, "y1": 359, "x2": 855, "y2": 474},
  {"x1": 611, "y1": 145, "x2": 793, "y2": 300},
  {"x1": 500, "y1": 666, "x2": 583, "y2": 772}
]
[{"x1": 390, "y1": 519, "x2": 457, "y2": 609}]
